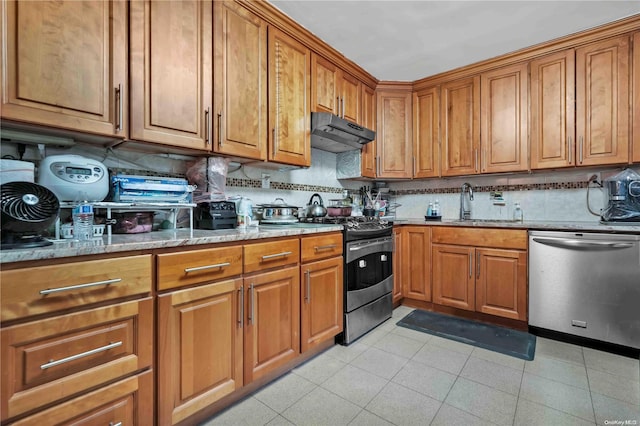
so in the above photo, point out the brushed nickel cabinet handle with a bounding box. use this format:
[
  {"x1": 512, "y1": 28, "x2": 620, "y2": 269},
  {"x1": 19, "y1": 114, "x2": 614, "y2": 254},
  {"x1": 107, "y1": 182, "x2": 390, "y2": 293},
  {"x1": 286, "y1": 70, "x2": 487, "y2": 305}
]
[
  {"x1": 477, "y1": 252, "x2": 480, "y2": 279},
  {"x1": 115, "y1": 84, "x2": 122, "y2": 132},
  {"x1": 238, "y1": 286, "x2": 244, "y2": 327},
  {"x1": 469, "y1": 254, "x2": 472, "y2": 278},
  {"x1": 110, "y1": 422, "x2": 123, "y2": 426},
  {"x1": 314, "y1": 244, "x2": 336, "y2": 251},
  {"x1": 184, "y1": 262, "x2": 230, "y2": 273},
  {"x1": 475, "y1": 149, "x2": 479, "y2": 172},
  {"x1": 272, "y1": 128, "x2": 277, "y2": 156},
  {"x1": 261, "y1": 251, "x2": 292, "y2": 260},
  {"x1": 579, "y1": 136, "x2": 584, "y2": 164},
  {"x1": 204, "y1": 108, "x2": 211, "y2": 145},
  {"x1": 40, "y1": 341, "x2": 123, "y2": 370},
  {"x1": 304, "y1": 269, "x2": 310, "y2": 303},
  {"x1": 249, "y1": 284, "x2": 255, "y2": 324},
  {"x1": 568, "y1": 136, "x2": 573, "y2": 164},
  {"x1": 413, "y1": 156, "x2": 416, "y2": 176},
  {"x1": 217, "y1": 111, "x2": 223, "y2": 146},
  {"x1": 40, "y1": 278, "x2": 122, "y2": 295},
  {"x1": 341, "y1": 97, "x2": 345, "y2": 118}
]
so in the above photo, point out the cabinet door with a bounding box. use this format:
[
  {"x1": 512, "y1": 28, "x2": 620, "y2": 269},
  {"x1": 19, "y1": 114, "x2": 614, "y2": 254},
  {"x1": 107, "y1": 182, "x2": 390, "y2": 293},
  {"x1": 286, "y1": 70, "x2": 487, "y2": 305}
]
[
  {"x1": 0, "y1": 0, "x2": 127, "y2": 136},
  {"x1": 413, "y1": 86, "x2": 440, "y2": 178},
  {"x1": 576, "y1": 35, "x2": 630, "y2": 166},
  {"x1": 392, "y1": 228, "x2": 403, "y2": 304},
  {"x1": 633, "y1": 32, "x2": 640, "y2": 163},
  {"x1": 401, "y1": 227, "x2": 431, "y2": 302},
  {"x1": 130, "y1": 0, "x2": 212, "y2": 149},
  {"x1": 268, "y1": 27, "x2": 311, "y2": 166},
  {"x1": 481, "y1": 63, "x2": 529, "y2": 173},
  {"x1": 361, "y1": 85, "x2": 377, "y2": 178},
  {"x1": 475, "y1": 248, "x2": 527, "y2": 321},
  {"x1": 441, "y1": 76, "x2": 481, "y2": 176},
  {"x1": 244, "y1": 266, "x2": 300, "y2": 383},
  {"x1": 213, "y1": 1, "x2": 267, "y2": 160},
  {"x1": 376, "y1": 90, "x2": 413, "y2": 178},
  {"x1": 157, "y1": 279, "x2": 243, "y2": 426},
  {"x1": 311, "y1": 54, "x2": 339, "y2": 115},
  {"x1": 432, "y1": 244, "x2": 474, "y2": 311},
  {"x1": 340, "y1": 71, "x2": 361, "y2": 123},
  {"x1": 301, "y1": 257, "x2": 343, "y2": 352},
  {"x1": 530, "y1": 49, "x2": 576, "y2": 169}
]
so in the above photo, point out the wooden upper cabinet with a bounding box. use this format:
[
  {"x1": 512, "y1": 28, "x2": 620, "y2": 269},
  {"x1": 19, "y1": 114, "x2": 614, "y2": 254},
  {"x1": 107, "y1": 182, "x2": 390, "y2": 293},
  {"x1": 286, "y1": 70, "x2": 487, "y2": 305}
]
[
  {"x1": 576, "y1": 35, "x2": 630, "y2": 166},
  {"x1": 441, "y1": 76, "x2": 481, "y2": 176},
  {"x1": 213, "y1": 1, "x2": 267, "y2": 160},
  {"x1": 413, "y1": 86, "x2": 440, "y2": 178},
  {"x1": 360, "y1": 85, "x2": 377, "y2": 177},
  {"x1": 268, "y1": 27, "x2": 311, "y2": 166},
  {"x1": 632, "y1": 32, "x2": 640, "y2": 163},
  {"x1": 376, "y1": 89, "x2": 413, "y2": 178},
  {"x1": 480, "y1": 63, "x2": 529, "y2": 173},
  {"x1": 0, "y1": 0, "x2": 127, "y2": 136},
  {"x1": 340, "y1": 71, "x2": 362, "y2": 123},
  {"x1": 530, "y1": 49, "x2": 576, "y2": 169},
  {"x1": 311, "y1": 54, "x2": 361, "y2": 124},
  {"x1": 130, "y1": 0, "x2": 212, "y2": 150}
]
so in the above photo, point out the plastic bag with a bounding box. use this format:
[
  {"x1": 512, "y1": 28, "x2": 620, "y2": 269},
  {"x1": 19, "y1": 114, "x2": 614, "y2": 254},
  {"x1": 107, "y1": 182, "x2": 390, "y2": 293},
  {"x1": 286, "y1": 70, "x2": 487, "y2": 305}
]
[{"x1": 186, "y1": 157, "x2": 230, "y2": 202}]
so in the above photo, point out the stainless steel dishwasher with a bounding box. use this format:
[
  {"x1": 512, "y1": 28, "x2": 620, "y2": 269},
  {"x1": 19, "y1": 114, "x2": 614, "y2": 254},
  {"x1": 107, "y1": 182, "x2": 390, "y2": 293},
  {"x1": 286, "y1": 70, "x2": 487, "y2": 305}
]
[{"x1": 529, "y1": 231, "x2": 640, "y2": 349}]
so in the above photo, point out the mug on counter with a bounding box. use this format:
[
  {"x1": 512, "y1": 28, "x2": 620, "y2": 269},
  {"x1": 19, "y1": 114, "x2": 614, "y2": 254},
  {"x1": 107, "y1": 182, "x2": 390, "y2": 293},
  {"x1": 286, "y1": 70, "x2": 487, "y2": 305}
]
[{"x1": 237, "y1": 214, "x2": 253, "y2": 229}]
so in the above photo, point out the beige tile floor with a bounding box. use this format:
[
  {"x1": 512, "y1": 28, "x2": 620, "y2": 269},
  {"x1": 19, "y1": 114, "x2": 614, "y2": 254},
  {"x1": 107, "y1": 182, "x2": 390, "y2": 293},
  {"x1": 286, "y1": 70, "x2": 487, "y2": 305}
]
[{"x1": 202, "y1": 306, "x2": 640, "y2": 426}]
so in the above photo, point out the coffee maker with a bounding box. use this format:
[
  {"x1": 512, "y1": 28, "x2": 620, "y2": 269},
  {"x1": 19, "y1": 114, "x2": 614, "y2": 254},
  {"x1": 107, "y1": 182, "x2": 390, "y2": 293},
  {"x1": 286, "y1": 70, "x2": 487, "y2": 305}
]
[{"x1": 601, "y1": 168, "x2": 640, "y2": 223}]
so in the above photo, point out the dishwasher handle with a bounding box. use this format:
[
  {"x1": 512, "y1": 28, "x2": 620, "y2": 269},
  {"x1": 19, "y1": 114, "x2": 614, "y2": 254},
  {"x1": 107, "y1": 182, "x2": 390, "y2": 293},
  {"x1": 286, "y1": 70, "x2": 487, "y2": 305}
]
[{"x1": 532, "y1": 237, "x2": 635, "y2": 250}]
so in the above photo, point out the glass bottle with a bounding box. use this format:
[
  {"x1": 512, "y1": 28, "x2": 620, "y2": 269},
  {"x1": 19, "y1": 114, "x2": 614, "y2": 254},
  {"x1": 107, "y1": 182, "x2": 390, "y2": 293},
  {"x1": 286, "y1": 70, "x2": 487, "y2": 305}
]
[{"x1": 513, "y1": 202, "x2": 523, "y2": 222}]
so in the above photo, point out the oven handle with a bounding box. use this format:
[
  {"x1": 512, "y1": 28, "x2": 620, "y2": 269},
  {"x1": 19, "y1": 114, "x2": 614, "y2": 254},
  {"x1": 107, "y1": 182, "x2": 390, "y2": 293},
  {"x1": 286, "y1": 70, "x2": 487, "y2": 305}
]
[{"x1": 348, "y1": 240, "x2": 389, "y2": 252}]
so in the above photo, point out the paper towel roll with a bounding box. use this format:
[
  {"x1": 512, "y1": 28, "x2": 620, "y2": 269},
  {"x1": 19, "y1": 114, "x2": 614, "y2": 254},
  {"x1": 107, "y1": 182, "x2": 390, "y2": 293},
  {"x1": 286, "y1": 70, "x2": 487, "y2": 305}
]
[{"x1": 0, "y1": 159, "x2": 35, "y2": 184}]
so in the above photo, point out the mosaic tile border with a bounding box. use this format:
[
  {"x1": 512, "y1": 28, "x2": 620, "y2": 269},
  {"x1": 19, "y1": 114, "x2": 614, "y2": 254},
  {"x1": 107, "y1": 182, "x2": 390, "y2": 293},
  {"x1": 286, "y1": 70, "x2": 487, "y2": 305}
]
[
  {"x1": 226, "y1": 177, "x2": 344, "y2": 194},
  {"x1": 393, "y1": 181, "x2": 592, "y2": 195}
]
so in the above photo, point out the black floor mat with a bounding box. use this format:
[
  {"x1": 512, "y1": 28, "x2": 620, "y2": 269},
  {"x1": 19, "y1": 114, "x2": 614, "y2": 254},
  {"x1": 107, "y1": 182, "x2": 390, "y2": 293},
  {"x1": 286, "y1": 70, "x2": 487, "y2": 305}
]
[{"x1": 397, "y1": 309, "x2": 536, "y2": 361}]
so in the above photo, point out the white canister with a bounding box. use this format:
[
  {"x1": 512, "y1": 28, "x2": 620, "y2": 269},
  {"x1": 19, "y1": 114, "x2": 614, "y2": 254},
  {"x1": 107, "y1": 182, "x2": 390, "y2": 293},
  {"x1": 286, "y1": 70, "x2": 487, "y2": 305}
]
[{"x1": 0, "y1": 159, "x2": 35, "y2": 185}]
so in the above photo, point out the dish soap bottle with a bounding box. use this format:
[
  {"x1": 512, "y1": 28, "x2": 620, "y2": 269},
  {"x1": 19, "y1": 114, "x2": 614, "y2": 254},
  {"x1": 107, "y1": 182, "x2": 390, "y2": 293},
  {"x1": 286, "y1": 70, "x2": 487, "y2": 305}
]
[
  {"x1": 513, "y1": 202, "x2": 523, "y2": 222},
  {"x1": 426, "y1": 202, "x2": 433, "y2": 217},
  {"x1": 433, "y1": 199, "x2": 440, "y2": 217}
]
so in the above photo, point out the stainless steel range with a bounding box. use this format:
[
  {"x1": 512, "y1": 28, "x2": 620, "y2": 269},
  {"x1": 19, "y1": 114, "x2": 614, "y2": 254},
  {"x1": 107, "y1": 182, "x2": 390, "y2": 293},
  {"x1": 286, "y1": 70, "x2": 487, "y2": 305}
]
[{"x1": 302, "y1": 216, "x2": 394, "y2": 344}]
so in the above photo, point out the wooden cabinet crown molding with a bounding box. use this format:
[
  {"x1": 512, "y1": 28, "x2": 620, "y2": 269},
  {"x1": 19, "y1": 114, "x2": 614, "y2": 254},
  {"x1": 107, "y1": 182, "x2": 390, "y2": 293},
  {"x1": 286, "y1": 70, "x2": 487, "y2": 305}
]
[{"x1": 413, "y1": 14, "x2": 640, "y2": 90}]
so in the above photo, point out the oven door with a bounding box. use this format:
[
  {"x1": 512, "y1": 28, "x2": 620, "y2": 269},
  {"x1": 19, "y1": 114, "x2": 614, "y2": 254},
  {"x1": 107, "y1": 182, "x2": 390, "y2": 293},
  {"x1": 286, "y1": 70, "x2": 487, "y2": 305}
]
[{"x1": 345, "y1": 236, "x2": 393, "y2": 312}]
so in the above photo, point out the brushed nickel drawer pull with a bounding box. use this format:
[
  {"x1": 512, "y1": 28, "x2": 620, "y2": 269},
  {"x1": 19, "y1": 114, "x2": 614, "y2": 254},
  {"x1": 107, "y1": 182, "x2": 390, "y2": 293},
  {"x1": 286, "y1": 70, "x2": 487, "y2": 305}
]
[
  {"x1": 261, "y1": 251, "x2": 292, "y2": 260},
  {"x1": 40, "y1": 341, "x2": 123, "y2": 370},
  {"x1": 40, "y1": 278, "x2": 122, "y2": 295},
  {"x1": 184, "y1": 262, "x2": 231, "y2": 273},
  {"x1": 314, "y1": 244, "x2": 336, "y2": 251}
]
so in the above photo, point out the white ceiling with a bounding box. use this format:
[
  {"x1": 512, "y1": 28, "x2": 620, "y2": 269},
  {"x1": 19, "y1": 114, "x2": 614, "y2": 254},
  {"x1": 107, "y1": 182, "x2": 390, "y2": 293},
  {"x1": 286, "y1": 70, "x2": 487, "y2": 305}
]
[{"x1": 270, "y1": 1, "x2": 640, "y2": 81}]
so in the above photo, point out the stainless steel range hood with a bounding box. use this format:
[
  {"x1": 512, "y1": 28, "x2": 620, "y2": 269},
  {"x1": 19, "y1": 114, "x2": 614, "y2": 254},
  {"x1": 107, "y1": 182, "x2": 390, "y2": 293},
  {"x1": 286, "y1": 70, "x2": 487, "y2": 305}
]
[{"x1": 311, "y1": 112, "x2": 375, "y2": 153}]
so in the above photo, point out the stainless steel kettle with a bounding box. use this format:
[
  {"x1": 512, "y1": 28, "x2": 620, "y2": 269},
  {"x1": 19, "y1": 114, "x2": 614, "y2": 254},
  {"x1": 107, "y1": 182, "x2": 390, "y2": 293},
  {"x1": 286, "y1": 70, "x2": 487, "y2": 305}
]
[{"x1": 306, "y1": 193, "x2": 327, "y2": 217}]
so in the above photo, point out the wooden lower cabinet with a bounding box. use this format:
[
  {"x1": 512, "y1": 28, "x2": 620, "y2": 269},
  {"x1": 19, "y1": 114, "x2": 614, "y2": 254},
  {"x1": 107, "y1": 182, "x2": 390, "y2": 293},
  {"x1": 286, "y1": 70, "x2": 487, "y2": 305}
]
[
  {"x1": 400, "y1": 227, "x2": 432, "y2": 302},
  {"x1": 1, "y1": 298, "x2": 152, "y2": 423},
  {"x1": 244, "y1": 266, "x2": 300, "y2": 384},
  {"x1": 157, "y1": 278, "x2": 243, "y2": 426},
  {"x1": 432, "y1": 227, "x2": 528, "y2": 321},
  {"x1": 10, "y1": 370, "x2": 153, "y2": 426},
  {"x1": 301, "y1": 256, "x2": 343, "y2": 352}
]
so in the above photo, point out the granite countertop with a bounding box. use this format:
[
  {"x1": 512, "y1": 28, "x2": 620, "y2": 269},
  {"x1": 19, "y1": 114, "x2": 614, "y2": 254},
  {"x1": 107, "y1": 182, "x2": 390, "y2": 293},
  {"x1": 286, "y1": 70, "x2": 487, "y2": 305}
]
[
  {"x1": 0, "y1": 223, "x2": 343, "y2": 264},
  {"x1": 394, "y1": 217, "x2": 640, "y2": 233},
  {"x1": 4, "y1": 219, "x2": 639, "y2": 264}
]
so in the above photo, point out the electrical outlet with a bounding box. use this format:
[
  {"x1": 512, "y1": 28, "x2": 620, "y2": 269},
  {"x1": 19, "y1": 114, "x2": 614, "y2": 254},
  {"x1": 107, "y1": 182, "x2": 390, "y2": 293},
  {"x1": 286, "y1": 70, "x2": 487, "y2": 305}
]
[{"x1": 261, "y1": 173, "x2": 270, "y2": 189}]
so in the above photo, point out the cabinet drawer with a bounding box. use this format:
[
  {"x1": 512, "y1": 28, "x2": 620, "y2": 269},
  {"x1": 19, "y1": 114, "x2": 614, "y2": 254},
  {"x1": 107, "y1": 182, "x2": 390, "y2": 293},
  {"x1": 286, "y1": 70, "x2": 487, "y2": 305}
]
[
  {"x1": 10, "y1": 370, "x2": 153, "y2": 426},
  {"x1": 157, "y1": 245, "x2": 243, "y2": 291},
  {"x1": 1, "y1": 255, "x2": 152, "y2": 322},
  {"x1": 301, "y1": 233, "x2": 343, "y2": 262},
  {"x1": 244, "y1": 239, "x2": 300, "y2": 274},
  {"x1": 431, "y1": 227, "x2": 527, "y2": 250},
  {"x1": 1, "y1": 298, "x2": 153, "y2": 422}
]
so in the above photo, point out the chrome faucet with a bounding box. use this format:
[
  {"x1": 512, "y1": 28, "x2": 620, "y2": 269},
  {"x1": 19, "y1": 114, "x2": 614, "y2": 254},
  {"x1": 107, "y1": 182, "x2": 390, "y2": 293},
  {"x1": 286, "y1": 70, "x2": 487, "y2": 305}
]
[{"x1": 460, "y1": 183, "x2": 474, "y2": 220}]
